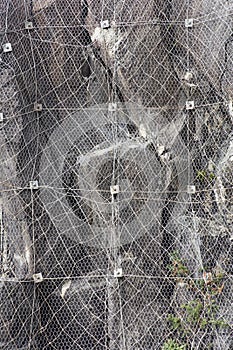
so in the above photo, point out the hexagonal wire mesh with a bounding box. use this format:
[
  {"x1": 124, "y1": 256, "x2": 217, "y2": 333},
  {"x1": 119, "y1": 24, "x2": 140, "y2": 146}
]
[{"x1": 0, "y1": 0, "x2": 232, "y2": 349}]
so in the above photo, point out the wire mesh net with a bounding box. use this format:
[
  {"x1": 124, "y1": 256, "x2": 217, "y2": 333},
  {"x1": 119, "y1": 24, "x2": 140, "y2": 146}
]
[{"x1": 0, "y1": 1, "x2": 232, "y2": 349}]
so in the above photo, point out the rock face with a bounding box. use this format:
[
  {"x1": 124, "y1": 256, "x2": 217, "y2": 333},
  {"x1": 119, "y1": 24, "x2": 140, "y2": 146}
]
[{"x1": 0, "y1": 1, "x2": 232, "y2": 349}]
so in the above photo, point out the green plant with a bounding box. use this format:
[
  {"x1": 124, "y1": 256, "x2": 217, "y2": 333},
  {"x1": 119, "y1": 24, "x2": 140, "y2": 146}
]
[
  {"x1": 197, "y1": 169, "x2": 215, "y2": 183},
  {"x1": 162, "y1": 339, "x2": 186, "y2": 350},
  {"x1": 167, "y1": 315, "x2": 182, "y2": 331},
  {"x1": 197, "y1": 170, "x2": 207, "y2": 181},
  {"x1": 164, "y1": 253, "x2": 230, "y2": 349},
  {"x1": 169, "y1": 252, "x2": 189, "y2": 278}
]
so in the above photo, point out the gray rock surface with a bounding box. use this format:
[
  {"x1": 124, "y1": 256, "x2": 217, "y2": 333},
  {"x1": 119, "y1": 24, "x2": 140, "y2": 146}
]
[{"x1": 0, "y1": 0, "x2": 232, "y2": 349}]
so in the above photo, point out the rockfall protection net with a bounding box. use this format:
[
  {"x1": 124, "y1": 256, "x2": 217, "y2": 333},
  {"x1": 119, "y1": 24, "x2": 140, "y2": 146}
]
[{"x1": 0, "y1": 1, "x2": 233, "y2": 349}]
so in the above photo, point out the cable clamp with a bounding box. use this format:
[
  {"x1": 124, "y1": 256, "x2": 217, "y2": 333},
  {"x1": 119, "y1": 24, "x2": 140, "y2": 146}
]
[
  {"x1": 114, "y1": 268, "x2": 123, "y2": 278},
  {"x1": 185, "y1": 18, "x2": 194, "y2": 28},
  {"x1": 33, "y1": 273, "x2": 43, "y2": 283},
  {"x1": 186, "y1": 101, "x2": 195, "y2": 110},
  {"x1": 101, "y1": 20, "x2": 110, "y2": 29},
  {"x1": 3, "y1": 43, "x2": 12, "y2": 53},
  {"x1": 29, "y1": 181, "x2": 39, "y2": 190},
  {"x1": 34, "y1": 102, "x2": 42, "y2": 112},
  {"x1": 187, "y1": 185, "x2": 196, "y2": 194}
]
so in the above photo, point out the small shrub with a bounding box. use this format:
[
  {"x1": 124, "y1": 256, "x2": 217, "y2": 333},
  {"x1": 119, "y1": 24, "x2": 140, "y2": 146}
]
[{"x1": 162, "y1": 339, "x2": 186, "y2": 350}]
